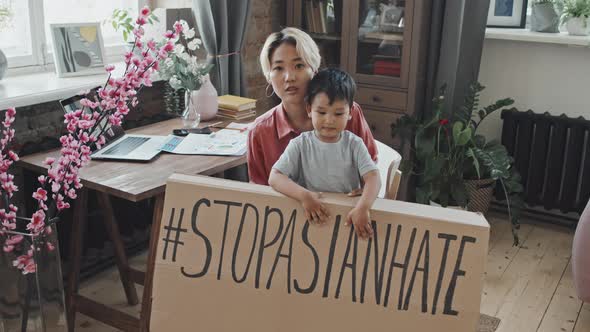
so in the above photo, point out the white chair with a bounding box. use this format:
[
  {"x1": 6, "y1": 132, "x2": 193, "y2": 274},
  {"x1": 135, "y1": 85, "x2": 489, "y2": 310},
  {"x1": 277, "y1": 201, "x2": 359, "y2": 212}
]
[{"x1": 375, "y1": 140, "x2": 402, "y2": 200}]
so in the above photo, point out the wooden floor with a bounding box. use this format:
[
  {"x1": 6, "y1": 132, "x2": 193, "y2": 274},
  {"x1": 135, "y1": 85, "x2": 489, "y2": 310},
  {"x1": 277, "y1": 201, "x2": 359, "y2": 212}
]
[{"x1": 74, "y1": 215, "x2": 590, "y2": 332}]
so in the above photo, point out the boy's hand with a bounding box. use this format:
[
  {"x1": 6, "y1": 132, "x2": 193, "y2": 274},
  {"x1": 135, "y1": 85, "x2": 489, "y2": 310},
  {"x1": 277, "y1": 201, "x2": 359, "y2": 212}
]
[
  {"x1": 301, "y1": 191, "x2": 330, "y2": 224},
  {"x1": 345, "y1": 206, "x2": 373, "y2": 239}
]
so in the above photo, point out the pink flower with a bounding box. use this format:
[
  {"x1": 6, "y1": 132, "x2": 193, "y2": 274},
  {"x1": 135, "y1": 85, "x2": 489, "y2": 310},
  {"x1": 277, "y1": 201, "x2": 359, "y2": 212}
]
[
  {"x1": 43, "y1": 157, "x2": 55, "y2": 166},
  {"x1": 8, "y1": 150, "x2": 18, "y2": 161},
  {"x1": 23, "y1": 260, "x2": 36, "y2": 274},
  {"x1": 136, "y1": 17, "x2": 147, "y2": 26},
  {"x1": 174, "y1": 21, "x2": 183, "y2": 33},
  {"x1": 164, "y1": 30, "x2": 175, "y2": 39},
  {"x1": 105, "y1": 64, "x2": 115, "y2": 72},
  {"x1": 46, "y1": 241, "x2": 55, "y2": 251},
  {"x1": 27, "y1": 210, "x2": 46, "y2": 234},
  {"x1": 6, "y1": 108, "x2": 16, "y2": 117},
  {"x1": 32, "y1": 188, "x2": 47, "y2": 201},
  {"x1": 140, "y1": 6, "x2": 150, "y2": 16},
  {"x1": 163, "y1": 42, "x2": 174, "y2": 52},
  {"x1": 3, "y1": 234, "x2": 23, "y2": 252}
]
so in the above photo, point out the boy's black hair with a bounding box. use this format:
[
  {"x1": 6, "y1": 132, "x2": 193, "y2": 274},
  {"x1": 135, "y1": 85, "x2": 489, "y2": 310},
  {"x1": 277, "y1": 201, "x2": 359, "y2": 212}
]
[{"x1": 305, "y1": 67, "x2": 356, "y2": 106}]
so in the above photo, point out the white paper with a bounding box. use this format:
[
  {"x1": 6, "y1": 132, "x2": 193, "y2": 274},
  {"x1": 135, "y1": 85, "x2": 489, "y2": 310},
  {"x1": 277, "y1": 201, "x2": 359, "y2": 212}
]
[{"x1": 160, "y1": 129, "x2": 247, "y2": 155}]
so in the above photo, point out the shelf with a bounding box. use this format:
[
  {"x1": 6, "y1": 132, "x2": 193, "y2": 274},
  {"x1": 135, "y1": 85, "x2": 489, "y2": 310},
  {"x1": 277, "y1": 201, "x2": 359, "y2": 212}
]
[
  {"x1": 359, "y1": 37, "x2": 404, "y2": 45},
  {"x1": 485, "y1": 28, "x2": 590, "y2": 47},
  {"x1": 308, "y1": 32, "x2": 342, "y2": 41}
]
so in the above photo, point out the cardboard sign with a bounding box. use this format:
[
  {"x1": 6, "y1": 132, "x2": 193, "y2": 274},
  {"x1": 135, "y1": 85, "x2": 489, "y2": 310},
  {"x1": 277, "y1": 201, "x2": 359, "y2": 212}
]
[{"x1": 151, "y1": 174, "x2": 489, "y2": 331}]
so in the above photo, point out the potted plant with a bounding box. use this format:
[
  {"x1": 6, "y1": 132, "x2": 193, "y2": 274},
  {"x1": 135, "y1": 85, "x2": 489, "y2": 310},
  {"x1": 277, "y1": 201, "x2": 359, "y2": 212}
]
[
  {"x1": 560, "y1": 0, "x2": 590, "y2": 35},
  {"x1": 393, "y1": 83, "x2": 524, "y2": 245},
  {"x1": 531, "y1": 0, "x2": 560, "y2": 32},
  {"x1": 157, "y1": 20, "x2": 215, "y2": 124},
  {"x1": 104, "y1": 8, "x2": 160, "y2": 46}
]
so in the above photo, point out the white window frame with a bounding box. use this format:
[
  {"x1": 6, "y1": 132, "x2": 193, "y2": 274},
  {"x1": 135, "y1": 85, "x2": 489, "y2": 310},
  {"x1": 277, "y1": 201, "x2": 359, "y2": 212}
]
[{"x1": 6, "y1": 0, "x2": 147, "y2": 71}]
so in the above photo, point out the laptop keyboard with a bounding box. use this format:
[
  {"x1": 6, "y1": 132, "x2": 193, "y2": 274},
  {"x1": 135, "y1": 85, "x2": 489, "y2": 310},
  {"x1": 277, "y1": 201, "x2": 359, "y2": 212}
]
[{"x1": 102, "y1": 136, "x2": 150, "y2": 156}]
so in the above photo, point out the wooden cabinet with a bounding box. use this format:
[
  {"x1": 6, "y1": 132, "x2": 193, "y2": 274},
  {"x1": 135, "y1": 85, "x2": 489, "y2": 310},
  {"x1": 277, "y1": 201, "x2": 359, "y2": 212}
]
[{"x1": 286, "y1": 0, "x2": 429, "y2": 150}]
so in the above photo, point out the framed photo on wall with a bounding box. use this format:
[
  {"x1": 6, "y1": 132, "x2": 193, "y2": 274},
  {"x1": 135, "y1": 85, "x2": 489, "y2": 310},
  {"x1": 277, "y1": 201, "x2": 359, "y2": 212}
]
[
  {"x1": 487, "y1": 0, "x2": 528, "y2": 28},
  {"x1": 50, "y1": 23, "x2": 106, "y2": 77}
]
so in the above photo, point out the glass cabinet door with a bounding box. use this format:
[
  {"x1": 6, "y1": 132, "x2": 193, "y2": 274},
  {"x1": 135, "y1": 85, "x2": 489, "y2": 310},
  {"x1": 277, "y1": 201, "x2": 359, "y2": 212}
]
[
  {"x1": 289, "y1": 0, "x2": 345, "y2": 68},
  {"x1": 349, "y1": 0, "x2": 413, "y2": 88}
]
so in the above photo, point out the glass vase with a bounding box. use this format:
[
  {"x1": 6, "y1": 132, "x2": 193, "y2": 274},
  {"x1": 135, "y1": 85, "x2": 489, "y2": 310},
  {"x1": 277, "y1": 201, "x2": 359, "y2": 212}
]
[
  {"x1": 183, "y1": 90, "x2": 201, "y2": 128},
  {"x1": 0, "y1": 218, "x2": 66, "y2": 332}
]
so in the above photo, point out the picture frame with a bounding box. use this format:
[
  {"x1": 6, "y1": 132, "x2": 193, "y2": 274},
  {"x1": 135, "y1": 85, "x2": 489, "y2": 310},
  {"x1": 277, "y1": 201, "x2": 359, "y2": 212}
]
[
  {"x1": 50, "y1": 22, "x2": 106, "y2": 77},
  {"x1": 487, "y1": 0, "x2": 528, "y2": 28},
  {"x1": 379, "y1": 4, "x2": 404, "y2": 32}
]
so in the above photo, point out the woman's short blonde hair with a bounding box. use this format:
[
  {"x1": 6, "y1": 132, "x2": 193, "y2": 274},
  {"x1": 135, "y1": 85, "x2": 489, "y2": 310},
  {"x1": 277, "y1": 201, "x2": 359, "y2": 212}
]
[{"x1": 259, "y1": 27, "x2": 321, "y2": 81}]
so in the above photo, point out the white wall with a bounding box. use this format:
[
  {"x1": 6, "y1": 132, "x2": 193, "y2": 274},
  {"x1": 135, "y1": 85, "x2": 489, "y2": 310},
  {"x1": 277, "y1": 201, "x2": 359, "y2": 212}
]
[{"x1": 477, "y1": 39, "x2": 590, "y2": 141}]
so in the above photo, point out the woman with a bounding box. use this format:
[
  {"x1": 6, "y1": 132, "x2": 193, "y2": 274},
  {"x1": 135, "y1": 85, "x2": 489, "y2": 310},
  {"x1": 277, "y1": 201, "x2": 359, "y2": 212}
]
[{"x1": 248, "y1": 27, "x2": 377, "y2": 185}]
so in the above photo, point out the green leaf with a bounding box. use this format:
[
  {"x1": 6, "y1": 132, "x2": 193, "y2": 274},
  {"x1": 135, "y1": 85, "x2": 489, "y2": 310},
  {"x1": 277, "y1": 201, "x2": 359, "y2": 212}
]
[
  {"x1": 472, "y1": 144, "x2": 511, "y2": 180},
  {"x1": 123, "y1": 30, "x2": 128, "y2": 42},
  {"x1": 456, "y1": 126, "x2": 472, "y2": 146},
  {"x1": 466, "y1": 148, "x2": 481, "y2": 179},
  {"x1": 478, "y1": 110, "x2": 486, "y2": 120},
  {"x1": 125, "y1": 17, "x2": 132, "y2": 24},
  {"x1": 112, "y1": 21, "x2": 118, "y2": 30},
  {"x1": 423, "y1": 156, "x2": 444, "y2": 182},
  {"x1": 452, "y1": 121, "x2": 463, "y2": 143},
  {"x1": 415, "y1": 129, "x2": 436, "y2": 159}
]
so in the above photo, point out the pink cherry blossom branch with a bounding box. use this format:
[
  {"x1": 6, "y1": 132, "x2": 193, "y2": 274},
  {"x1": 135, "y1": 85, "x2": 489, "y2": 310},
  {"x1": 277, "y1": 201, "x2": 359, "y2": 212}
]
[{"x1": 0, "y1": 6, "x2": 180, "y2": 274}]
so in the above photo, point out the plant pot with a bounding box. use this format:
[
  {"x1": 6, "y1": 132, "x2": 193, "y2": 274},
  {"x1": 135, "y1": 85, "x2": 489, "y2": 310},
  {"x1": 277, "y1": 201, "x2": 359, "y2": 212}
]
[
  {"x1": 429, "y1": 200, "x2": 467, "y2": 211},
  {"x1": 465, "y1": 178, "x2": 496, "y2": 214},
  {"x1": 0, "y1": 220, "x2": 66, "y2": 331},
  {"x1": 531, "y1": 3, "x2": 560, "y2": 33},
  {"x1": 572, "y1": 199, "x2": 590, "y2": 302},
  {"x1": 566, "y1": 17, "x2": 589, "y2": 36}
]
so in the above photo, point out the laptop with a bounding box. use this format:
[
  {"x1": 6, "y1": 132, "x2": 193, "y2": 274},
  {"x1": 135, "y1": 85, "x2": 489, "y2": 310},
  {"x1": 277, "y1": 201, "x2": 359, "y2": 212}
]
[{"x1": 59, "y1": 91, "x2": 167, "y2": 161}]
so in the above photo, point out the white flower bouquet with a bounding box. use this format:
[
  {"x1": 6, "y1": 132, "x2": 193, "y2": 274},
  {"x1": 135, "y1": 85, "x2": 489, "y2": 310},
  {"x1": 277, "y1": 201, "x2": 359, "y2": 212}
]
[{"x1": 158, "y1": 20, "x2": 213, "y2": 91}]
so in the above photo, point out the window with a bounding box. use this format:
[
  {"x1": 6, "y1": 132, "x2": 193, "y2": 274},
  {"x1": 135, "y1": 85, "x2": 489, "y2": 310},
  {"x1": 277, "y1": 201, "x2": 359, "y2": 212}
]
[
  {"x1": 0, "y1": 0, "x2": 33, "y2": 67},
  {"x1": 0, "y1": 0, "x2": 144, "y2": 70}
]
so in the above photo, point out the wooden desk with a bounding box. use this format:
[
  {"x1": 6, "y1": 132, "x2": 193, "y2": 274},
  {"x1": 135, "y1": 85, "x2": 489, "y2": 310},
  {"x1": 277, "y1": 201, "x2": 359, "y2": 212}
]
[{"x1": 18, "y1": 118, "x2": 247, "y2": 331}]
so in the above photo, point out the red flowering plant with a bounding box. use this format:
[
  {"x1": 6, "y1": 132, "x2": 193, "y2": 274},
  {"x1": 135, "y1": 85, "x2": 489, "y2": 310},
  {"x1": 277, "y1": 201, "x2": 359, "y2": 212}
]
[
  {"x1": 393, "y1": 83, "x2": 524, "y2": 244},
  {"x1": 0, "y1": 6, "x2": 179, "y2": 274}
]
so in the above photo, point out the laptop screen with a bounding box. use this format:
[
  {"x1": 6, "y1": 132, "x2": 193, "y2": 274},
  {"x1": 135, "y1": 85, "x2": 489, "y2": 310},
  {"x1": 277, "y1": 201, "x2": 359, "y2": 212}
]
[{"x1": 59, "y1": 88, "x2": 124, "y2": 148}]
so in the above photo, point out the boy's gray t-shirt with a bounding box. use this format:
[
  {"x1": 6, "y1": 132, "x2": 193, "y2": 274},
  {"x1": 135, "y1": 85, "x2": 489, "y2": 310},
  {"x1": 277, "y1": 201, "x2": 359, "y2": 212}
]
[{"x1": 272, "y1": 130, "x2": 378, "y2": 193}]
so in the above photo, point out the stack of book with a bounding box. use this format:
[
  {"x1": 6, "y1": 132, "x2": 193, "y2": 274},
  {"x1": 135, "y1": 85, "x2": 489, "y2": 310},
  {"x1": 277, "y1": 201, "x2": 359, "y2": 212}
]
[{"x1": 217, "y1": 95, "x2": 257, "y2": 120}]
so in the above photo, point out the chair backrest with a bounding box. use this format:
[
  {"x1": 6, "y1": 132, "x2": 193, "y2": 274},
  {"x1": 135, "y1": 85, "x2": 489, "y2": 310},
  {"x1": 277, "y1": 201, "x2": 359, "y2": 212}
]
[{"x1": 375, "y1": 140, "x2": 402, "y2": 200}]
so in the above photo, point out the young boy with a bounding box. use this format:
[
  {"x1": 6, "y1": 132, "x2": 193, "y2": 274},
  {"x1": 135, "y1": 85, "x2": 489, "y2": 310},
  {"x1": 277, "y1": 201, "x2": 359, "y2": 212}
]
[{"x1": 268, "y1": 68, "x2": 381, "y2": 239}]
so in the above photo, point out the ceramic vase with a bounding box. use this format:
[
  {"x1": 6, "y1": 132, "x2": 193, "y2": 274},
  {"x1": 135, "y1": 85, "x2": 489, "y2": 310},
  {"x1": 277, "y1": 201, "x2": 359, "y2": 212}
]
[
  {"x1": 194, "y1": 75, "x2": 218, "y2": 121},
  {"x1": 566, "y1": 17, "x2": 589, "y2": 36}
]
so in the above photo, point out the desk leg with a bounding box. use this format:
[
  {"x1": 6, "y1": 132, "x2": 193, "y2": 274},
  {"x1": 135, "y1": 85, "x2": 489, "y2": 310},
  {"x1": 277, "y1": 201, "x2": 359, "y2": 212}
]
[
  {"x1": 66, "y1": 188, "x2": 88, "y2": 332},
  {"x1": 96, "y1": 192, "x2": 139, "y2": 306},
  {"x1": 139, "y1": 193, "x2": 165, "y2": 332}
]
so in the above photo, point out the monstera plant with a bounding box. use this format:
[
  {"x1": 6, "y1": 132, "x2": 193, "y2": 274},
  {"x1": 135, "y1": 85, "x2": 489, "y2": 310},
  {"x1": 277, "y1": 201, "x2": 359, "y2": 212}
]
[{"x1": 393, "y1": 83, "x2": 524, "y2": 245}]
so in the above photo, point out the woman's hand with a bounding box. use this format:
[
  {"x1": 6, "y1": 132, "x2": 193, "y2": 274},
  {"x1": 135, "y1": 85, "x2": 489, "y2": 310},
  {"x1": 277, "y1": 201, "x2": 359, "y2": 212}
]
[{"x1": 301, "y1": 191, "x2": 330, "y2": 224}]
